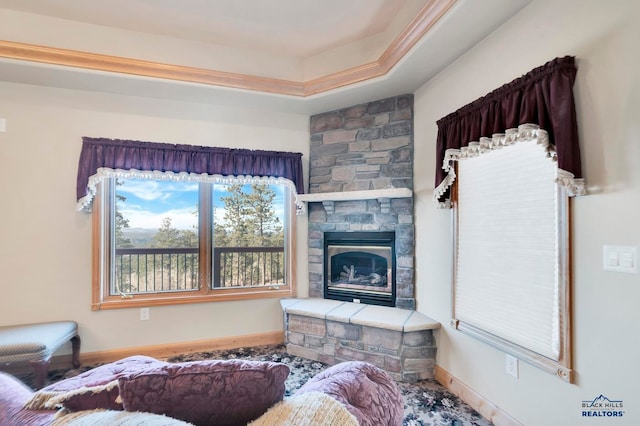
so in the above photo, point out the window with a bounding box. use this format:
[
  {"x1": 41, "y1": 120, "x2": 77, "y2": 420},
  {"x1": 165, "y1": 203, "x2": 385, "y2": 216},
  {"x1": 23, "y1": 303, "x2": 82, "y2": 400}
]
[
  {"x1": 76, "y1": 138, "x2": 303, "y2": 310},
  {"x1": 432, "y1": 58, "x2": 584, "y2": 382},
  {"x1": 92, "y1": 173, "x2": 296, "y2": 310},
  {"x1": 452, "y1": 133, "x2": 572, "y2": 382}
]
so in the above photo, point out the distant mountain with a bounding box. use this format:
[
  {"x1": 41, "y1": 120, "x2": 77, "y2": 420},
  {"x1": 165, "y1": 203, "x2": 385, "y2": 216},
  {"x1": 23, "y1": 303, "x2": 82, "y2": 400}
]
[{"x1": 122, "y1": 228, "x2": 157, "y2": 247}]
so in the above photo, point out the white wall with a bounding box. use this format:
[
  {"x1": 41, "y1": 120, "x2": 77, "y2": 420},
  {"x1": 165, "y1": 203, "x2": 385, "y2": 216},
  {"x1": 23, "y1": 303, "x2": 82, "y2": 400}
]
[
  {"x1": 0, "y1": 82, "x2": 309, "y2": 353},
  {"x1": 414, "y1": 0, "x2": 640, "y2": 424}
]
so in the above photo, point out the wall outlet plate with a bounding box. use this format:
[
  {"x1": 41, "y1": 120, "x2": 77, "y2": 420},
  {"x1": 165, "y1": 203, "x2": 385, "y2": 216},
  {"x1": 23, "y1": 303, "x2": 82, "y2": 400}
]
[
  {"x1": 505, "y1": 354, "x2": 519, "y2": 378},
  {"x1": 140, "y1": 307, "x2": 150, "y2": 321}
]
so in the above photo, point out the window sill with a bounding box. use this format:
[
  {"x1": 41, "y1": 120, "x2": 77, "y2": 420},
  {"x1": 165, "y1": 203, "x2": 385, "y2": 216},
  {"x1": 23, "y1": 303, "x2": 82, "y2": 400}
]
[
  {"x1": 92, "y1": 287, "x2": 295, "y2": 310},
  {"x1": 453, "y1": 319, "x2": 573, "y2": 383}
]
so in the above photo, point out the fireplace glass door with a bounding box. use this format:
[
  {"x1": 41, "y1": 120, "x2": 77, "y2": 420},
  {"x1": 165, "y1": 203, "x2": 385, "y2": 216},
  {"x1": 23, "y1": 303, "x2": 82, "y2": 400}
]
[{"x1": 324, "y1": 232, "x2": 395, "y2": 306}]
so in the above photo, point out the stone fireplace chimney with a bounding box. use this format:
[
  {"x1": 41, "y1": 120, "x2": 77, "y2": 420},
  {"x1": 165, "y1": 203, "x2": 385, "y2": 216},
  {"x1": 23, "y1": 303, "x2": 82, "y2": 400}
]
[{"x1": 305, "y1": 95, "x2": 415, "y2": 309}]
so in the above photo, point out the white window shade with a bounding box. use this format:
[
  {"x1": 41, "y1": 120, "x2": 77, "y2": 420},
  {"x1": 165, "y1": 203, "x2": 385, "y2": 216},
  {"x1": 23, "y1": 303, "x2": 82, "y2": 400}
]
[{"x1": 454, "y1": 137, "x2": 571, "y2": 380}]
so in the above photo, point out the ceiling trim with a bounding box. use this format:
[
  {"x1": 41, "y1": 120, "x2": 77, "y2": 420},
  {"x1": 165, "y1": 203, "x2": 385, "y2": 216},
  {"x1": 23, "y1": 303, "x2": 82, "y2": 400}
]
[
  {"x1": 0, "y1": 0, "x2": 455, "y2": 97},
  {"x1": 304, "y1": 0, "x2": 455, "y2": 95},
  {"x1": 0, "y1": 39, "x2": 306, "y2": 95}
]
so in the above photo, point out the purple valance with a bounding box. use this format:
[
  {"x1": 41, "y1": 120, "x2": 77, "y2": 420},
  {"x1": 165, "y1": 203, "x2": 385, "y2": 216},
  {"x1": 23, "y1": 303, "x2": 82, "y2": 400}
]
[
  {"x1": 77, "y1": 137, "x2": 305, "y2": 206},
  {"x1": 434, "y1": 56, "x2": 582, "y2": 204}
]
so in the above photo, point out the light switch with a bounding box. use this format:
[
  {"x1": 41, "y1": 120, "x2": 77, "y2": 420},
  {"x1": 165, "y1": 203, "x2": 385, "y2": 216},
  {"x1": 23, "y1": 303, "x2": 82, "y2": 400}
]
[
  {"x1": 620, "y1": 252, "x2": 634, "y2": 269},
  {"x1": 603, "y1": 245, "x2": 638, "y2": 273}
]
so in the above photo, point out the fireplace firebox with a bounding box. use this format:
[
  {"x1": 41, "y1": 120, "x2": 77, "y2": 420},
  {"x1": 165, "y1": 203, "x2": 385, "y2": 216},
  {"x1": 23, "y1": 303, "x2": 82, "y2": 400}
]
[{"x1": 324, "y1": 231, "x2": 396, "y2": 307}]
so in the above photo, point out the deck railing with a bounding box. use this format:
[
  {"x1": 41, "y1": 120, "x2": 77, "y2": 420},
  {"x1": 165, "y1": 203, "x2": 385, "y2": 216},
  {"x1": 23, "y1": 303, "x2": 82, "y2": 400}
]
[
  {"x1": 114, "y1": 246, "x2": 284, "y2": 294},
  {"x1": 213, "y1": 247, "x2": 285, "y2": 288}
]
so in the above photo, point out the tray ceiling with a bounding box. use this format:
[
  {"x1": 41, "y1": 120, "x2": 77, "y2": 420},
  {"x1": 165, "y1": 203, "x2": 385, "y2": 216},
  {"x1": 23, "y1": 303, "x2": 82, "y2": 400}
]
[{"x1": 0, "y1": 0, "x2": 531, "y2": 113}]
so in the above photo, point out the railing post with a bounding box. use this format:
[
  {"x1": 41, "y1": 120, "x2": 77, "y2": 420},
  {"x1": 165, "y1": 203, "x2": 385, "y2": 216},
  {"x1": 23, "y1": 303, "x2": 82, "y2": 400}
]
[{"x1": 212, "y1": 247, "x2": 221, "y2": 288}]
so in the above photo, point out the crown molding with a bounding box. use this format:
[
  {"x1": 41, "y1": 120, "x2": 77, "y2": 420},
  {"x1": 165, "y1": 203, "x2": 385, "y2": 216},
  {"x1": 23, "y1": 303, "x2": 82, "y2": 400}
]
[
  {"x1": 304, "y1": 0, "x2": 456, "y2": 95},
  {"x1": 0, "y1": 0, "x2": 455, "y2": 97},
  {"x1": 0, "y1": 39, "x2": 306, "y2": 95}
]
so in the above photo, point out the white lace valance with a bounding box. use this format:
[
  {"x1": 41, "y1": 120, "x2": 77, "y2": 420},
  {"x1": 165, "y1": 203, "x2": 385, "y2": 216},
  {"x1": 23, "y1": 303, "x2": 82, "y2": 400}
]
[
  {"x1": 77, "y1": 167, "x2": 305, "y2": 214},
  {"x1": 433, "y1": 123, "x2": 586, "y2": 208}
]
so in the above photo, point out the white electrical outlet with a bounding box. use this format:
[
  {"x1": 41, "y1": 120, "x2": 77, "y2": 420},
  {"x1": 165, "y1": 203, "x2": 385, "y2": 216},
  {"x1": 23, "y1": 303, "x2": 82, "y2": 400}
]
[
  {"x1": 505, "y1": 354, "x2": 519, "y2": 378},
  {"x1": 140, "y1": 308, "x2": 150, "y2": 321}
]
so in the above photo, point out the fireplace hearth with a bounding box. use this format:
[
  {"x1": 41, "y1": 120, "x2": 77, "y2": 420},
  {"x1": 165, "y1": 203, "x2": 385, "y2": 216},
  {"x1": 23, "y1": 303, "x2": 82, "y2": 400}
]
[{"x1": 324, "y1": 231, "x2": 396, "y2": 307}]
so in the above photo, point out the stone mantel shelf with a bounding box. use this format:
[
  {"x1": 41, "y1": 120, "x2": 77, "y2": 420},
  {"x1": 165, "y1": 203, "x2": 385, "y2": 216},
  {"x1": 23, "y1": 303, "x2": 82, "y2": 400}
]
[{"x1": 298, "y1": 187, "x2": 412, "y2": 203}]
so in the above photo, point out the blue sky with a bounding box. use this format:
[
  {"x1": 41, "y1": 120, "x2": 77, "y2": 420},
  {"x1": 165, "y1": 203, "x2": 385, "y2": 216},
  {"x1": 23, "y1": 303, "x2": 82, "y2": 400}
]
[{"x1": 116, "y1": 178, "x2": 285, "y2": 230}]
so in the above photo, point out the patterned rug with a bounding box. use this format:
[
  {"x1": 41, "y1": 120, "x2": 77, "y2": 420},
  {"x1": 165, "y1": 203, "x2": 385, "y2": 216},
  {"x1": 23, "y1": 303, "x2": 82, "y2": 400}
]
[{"x1": 41, "y1": 344, "x2": 491, "y2": 426}]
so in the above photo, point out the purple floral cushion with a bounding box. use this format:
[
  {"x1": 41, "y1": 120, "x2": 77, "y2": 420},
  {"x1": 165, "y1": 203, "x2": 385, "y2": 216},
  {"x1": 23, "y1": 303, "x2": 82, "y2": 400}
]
[
  {"x1": 24, "y1": 355, "x2": 167, "y2": 410},
  {"x1": 44, "y1": 380, "x2": 121, "y2": 411},
  {"x1": 296, "y1": 361, "x2": 404, "y2": 426},
  {"x1": 117, "y1": 359, "x2": 290, "y2": 426}
]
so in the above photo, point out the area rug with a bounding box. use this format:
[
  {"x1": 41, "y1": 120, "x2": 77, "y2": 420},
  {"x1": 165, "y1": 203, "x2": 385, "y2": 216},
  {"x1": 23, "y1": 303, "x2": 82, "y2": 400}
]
[{"x1": 42, "y1": 344, "x2": 491, "y2": 426}]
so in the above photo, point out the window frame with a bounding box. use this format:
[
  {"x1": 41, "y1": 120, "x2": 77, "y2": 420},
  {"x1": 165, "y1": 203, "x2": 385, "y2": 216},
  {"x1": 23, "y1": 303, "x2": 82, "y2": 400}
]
[
  {"x1": 450, "y1": 142, "x2": 573, "y2": 383},
  {"x1": 91, "y1": 178, "x2": 296, "y2": 311}
]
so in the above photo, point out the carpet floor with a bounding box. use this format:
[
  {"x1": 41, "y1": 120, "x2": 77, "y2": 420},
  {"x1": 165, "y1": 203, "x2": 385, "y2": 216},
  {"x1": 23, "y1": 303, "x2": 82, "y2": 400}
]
[{"x1": 32, "y1": 344, "x2": 492, "y2": 426}]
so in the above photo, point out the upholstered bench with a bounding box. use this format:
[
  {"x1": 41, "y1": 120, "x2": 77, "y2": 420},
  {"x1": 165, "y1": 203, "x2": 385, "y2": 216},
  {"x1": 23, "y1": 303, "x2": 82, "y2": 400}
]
[{"x1": 0, "y1": 321, "x2": 80, "y2": 389}]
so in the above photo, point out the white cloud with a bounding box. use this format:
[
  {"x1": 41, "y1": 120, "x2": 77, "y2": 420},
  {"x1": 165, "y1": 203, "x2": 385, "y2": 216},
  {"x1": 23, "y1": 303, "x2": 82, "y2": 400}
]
[
  {"x1": 119, "y1": 180, "x2": 198, "y2": 201},
  {"x1": 213, "y1": 183, "x2": 230, "y2": 194},
  {"x1": 121, "y1": 206, "x2": 198, "y2": 230},
  {"x1": 119, "y1": 182, "x2": 285, "y2": 230}
]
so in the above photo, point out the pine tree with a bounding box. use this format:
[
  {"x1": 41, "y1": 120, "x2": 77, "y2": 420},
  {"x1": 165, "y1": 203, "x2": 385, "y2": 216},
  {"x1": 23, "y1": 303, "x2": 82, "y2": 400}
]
[
  {"x1": 247, "y1": 184, "x2": 283, "y2": 246},
  {"x1": 150, "y1": 217, "x2": 179, "y2": 248},
  {"x1": 219, "y1": 183, "x2": 283, "y2": 247},
  {"x1": 148, "y1": 217, "x2": 198, "y2": 290},
  {"x1": 218, "y1": 183, "x2": 285, "y2": 286},
  {"x1": 220, "y1": 184, "x2": 252, "y2": 247},
  {"x1": 114, "y1": 182, "x2": 133, "y2": 248},
  {"x1": 114, "y1": 181, "x2": 134, "y2": 292}
]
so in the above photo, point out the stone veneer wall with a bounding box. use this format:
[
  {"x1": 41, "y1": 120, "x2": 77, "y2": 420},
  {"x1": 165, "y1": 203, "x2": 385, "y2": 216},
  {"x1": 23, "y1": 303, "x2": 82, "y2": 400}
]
[{"x1": 307, "y1": 95, "x2": 415, "y2": 309}]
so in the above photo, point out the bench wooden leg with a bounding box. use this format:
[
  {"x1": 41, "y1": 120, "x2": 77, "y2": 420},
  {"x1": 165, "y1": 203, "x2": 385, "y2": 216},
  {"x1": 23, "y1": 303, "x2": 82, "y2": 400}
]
[
  {"x1": 71, "y1": 335, "x2": 81, "y2": 368},
  {"x1": 30, "y1": 359, "x2": 50, "y2": 389},
  {"x1": 27, "y1": 335, "x2": 80, "y2": 389}
]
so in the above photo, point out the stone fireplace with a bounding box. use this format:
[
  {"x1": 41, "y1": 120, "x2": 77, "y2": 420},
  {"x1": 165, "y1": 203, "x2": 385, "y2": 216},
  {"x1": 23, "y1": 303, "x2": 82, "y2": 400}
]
[
  {"x1": 281, "y1": 95, "x2": 438, "y2": 381},
  {"x1": 305, "y1": 94, "x2": 415, "y2": 309}
]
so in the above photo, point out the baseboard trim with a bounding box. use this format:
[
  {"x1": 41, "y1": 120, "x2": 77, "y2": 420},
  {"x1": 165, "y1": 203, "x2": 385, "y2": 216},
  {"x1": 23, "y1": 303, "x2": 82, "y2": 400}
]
[
  {"x1": 80, "y1": 331, "x2": 284, "y2": 365},
  {"x1": 1, "y1": 331, "x2": 284, "y2": 377},
  {"x1": 434, "y1": 365, "x2": 522, "y2": 426}
]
